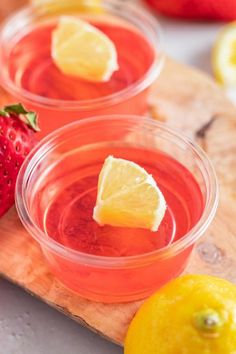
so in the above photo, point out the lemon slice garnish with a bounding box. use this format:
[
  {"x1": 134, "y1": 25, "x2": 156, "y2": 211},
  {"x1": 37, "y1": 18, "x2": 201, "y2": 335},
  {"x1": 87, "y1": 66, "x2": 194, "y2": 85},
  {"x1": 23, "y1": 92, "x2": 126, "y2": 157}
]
[
  {"x1": 51, "y1": 17, "x2": 119, "y2": 82},
  {"x1": 213, "y1": 22, "x2": 236, "y2": 86},
  {"x1": 31, "y1": 0, "x2": 102, "y2": 16},
  {"x1": 93, "y1": 156, "x2": 166, "y2": 232}
]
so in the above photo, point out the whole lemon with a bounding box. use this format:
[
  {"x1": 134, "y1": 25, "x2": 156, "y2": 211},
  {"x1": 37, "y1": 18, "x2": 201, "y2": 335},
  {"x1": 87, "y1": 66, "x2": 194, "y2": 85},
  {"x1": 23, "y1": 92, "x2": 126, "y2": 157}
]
[{"x1": 125, "y1": 274, "x2": 236, "y2": 354}]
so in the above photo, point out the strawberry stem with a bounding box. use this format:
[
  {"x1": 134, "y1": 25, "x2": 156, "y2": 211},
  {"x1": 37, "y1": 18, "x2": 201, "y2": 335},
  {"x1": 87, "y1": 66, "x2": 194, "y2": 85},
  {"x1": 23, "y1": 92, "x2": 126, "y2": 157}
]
[{"x1": 3, "y1": 103, "x2": 40, "y2": 132}]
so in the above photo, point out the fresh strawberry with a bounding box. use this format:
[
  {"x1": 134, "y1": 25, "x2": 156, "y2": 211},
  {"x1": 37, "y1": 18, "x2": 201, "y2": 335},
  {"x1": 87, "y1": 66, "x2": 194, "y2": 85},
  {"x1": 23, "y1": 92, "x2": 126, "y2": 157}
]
[
  {"x1": 145, "y1": 0, "x2": 236, "y2": 21},
  {"x1": 0, "y1": 103, "x2": 39, "y2": 217}
]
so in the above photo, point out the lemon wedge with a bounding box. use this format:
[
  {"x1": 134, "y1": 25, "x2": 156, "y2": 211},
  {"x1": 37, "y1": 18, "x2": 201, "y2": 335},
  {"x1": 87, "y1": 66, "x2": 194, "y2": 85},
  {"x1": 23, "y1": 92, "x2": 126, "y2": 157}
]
[
  {"x1": 213, "y1": 22, "x2": 236, "y2": 86},
  {"x1": 31, "y1": 0, "x2": 102, "y2": 16},
  {"x1": 51, "y1": 16, "x2": 118, "y2": 82},
  {"x1": 93, "y1": 156, "x2": 166, "y2": 232}
]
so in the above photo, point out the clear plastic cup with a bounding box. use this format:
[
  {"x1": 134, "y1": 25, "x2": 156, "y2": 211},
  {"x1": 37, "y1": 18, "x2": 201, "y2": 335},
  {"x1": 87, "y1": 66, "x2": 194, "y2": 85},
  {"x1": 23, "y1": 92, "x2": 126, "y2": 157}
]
[
  {"x1": 16, "y1": 116, "x2": 218, "y2": 303},
  {"x1": 0, "y1": 0, "x2": 163, "y2": 138}
]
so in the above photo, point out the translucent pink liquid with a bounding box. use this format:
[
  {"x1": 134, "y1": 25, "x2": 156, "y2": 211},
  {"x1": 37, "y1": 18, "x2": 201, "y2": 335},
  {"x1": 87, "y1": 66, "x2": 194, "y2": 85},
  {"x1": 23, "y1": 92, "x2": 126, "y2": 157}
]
[
  {"x1": 8, "y1": 21, "x2": 155, "y2": 100},
  {"x1": 43, "y1": 146, "x2": 204, "y2": 257}
]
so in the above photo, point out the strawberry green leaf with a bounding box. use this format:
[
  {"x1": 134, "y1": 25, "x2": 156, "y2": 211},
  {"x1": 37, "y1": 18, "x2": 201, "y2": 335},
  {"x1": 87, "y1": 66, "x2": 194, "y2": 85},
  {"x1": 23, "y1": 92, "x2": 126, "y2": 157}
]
[
  {"x1": 0, "y1": 109, "x2": 9, "y2": 117},
  {"x1": 4, "y1": 103, "x2": 29, "y2": 115},
  {"x1": 25, "y1": 111, "x2": 40, "y2": 132},
  {"x1": 3, "y1": 103, "x2": 40, "y2": 132}
]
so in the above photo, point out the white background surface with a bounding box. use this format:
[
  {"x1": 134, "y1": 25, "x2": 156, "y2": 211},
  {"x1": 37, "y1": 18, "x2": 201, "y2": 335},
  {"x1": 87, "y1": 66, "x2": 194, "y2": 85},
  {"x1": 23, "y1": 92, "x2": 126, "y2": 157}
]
[{"x1": 0, "y1": 4, "x2": 226, "y2": 354}]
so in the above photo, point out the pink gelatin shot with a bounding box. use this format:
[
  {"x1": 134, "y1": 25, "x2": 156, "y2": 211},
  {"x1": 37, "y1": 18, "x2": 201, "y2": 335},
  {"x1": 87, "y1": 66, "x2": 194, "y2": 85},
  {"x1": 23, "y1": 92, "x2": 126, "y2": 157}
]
[
  {"x1": 0, "y1": 0, "x2": 163, "y2": 137},
  {"x1": 16, "y1": 116, "x2": 218, "y2": 303}
]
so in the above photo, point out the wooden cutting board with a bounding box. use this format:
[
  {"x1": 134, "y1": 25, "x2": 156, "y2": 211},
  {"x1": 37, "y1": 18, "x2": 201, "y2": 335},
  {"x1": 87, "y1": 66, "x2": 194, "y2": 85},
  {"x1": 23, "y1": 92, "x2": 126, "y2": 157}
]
[{"x1": 1, "y1": 0, "x2": 236, "y2": 347}]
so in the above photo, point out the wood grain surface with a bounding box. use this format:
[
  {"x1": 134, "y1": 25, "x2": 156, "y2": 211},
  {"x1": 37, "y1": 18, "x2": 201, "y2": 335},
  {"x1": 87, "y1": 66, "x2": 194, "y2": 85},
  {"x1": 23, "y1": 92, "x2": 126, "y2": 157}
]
[{"x1": 0, "y1": 0, "x2": 236, "y2": 347}]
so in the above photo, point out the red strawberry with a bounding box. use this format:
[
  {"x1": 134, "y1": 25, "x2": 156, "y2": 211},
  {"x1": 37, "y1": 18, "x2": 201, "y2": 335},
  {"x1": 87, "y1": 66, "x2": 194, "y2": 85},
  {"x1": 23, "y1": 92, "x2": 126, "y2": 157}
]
[
  {"x1": 145, "y1": 0, "x2": 236, "y2": 21},
  {"x1": 0, "y1": 103, "x2": 39, "y2": 217}
]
